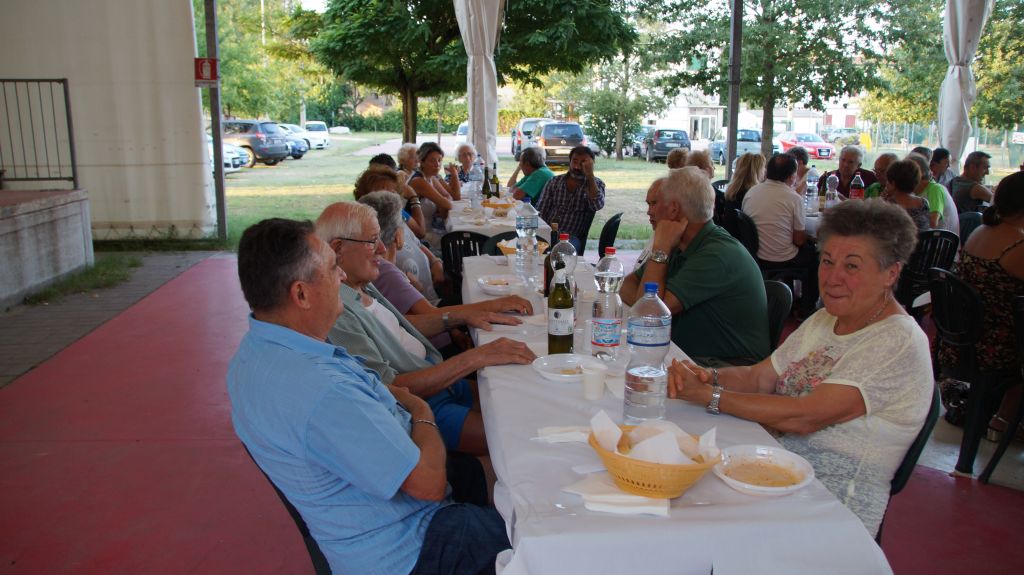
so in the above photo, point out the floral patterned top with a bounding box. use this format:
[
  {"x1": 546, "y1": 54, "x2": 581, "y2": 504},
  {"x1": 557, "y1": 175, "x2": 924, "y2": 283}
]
[
  {"x1": 943, "y1": 238, "x2": 1024, "y2": 372},
  {"x1": 771, "y1": 310, "x2": 933, "y2": 536}
]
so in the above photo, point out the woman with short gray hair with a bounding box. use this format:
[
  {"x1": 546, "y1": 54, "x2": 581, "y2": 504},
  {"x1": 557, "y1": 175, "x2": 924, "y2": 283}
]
[
  {"x1": 668, "y1": 198, "x2": 930, "y2": 537},
  {"x1": 447, "y1": 142, "x2": 478, "y2": 185}
]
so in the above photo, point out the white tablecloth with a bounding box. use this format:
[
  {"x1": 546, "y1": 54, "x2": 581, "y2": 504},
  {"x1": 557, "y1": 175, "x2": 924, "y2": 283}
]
[
  {"x1": 446, "y1": 199, "x2": 552, "y2": 240},
  {"x1": 461, "y1": 256, "x2": 892, "y2": 575}
]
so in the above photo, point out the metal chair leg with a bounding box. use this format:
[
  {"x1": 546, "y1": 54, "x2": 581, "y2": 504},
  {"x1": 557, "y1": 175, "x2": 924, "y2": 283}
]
[
  {"x1": 979, "y1": 388, "x2": 1024, "y2": 483},
  {"x1": 955, "y1": 382, "x2": 992, "y2": 475}
]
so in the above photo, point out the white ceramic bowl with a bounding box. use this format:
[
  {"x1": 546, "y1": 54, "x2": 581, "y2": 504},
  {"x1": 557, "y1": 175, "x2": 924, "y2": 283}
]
[
  {"x1": 531, "y1": 354, "x2": 602, "y2": 384},
  {"x1": 477, "y1": 274, "x2": 524, "y2": 296},
  {"x1": 712, "y1": 444, "x2": 815, "y2": 497}
]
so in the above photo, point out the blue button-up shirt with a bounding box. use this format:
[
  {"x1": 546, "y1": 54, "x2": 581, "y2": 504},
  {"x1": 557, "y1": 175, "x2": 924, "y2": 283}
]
[{"x1": 227, "y1": 317, "x2": 441, "y2": 575}]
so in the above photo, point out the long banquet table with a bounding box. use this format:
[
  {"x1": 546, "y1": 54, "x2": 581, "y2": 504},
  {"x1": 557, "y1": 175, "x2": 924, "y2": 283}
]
[
  {"x1": 446, "y1": 199, "x2": 553, "y2": 239},
  {"x1": 461, "y1": 255, "x2": 893, "y2": 575}
]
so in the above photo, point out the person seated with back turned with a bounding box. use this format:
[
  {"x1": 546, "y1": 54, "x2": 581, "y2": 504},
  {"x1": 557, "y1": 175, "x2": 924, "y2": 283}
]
[
  {"x1": 684, "y1": 149, "x2": 715, "y2": 180},
  {"x1": 906, "y1": 152, "x2": 958, "y2": 234},
  {"x1": 666, "y1": 199, "x2": 932, "y2": 537},
  {"x1": 950, "y1": 151, "x2": 994, "y2": 214},
  {"x1": 507, "y1": 145, "x2": 555, "y2": 203},
  {"x1": 666, "y1": 147, "x2": 689, "y2": 169},
  {"x1": 317, "y1": 200, "x2": 536, "y2": 455},
  {"x1": 227, "y1": 218, "x2": 510, "y2": 574},
  {"x1": 536, "y1": 145, "x2": 606, "y2": 251},
  {"x1": 622, "y1": 167, "x2": 770, "y2": 366},
  {"x1": 742, "y1": 152, "x2": 820, "y2": 317},
  {"x1": 818, "y1": 145, "x2": 877, "y2": 198},
  {"x1": 884, "y1": 159, "x2": 931, "y2": 231}
]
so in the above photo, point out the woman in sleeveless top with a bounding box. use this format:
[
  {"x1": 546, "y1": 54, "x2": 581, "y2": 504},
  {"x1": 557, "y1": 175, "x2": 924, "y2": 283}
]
[
  {"x1": 885, "y1": 159, "x2": 931, "y2": 230},
  {"x1": 947, "y1": 172, "x2": 1024, "y2": 441}
]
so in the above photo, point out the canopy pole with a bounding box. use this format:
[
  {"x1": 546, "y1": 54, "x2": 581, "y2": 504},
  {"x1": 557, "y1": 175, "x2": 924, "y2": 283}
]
[
  {"x1": 204, "y1": 0, "x2": 226, "y2": 242},
  {"x1": 725, "y1": 0, "x2": 742, "y2": 180}
]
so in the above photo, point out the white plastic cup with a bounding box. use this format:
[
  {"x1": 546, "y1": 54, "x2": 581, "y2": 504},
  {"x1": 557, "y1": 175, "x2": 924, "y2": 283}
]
[
  {"x1": 582, "y1": 362, "x2": 608, "y2": 400},
  {"x1": 573, "y1": 321, "x2": 592, "y2": 355}
]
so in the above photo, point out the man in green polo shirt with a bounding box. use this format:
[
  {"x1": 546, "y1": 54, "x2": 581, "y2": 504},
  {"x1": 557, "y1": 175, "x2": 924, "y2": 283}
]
[
  {"x1": 621, "y1": 168, "x2": 770, "y2": 366},
  {"x1": 507, "y1": 146, "x2": 555, "y2": 203}
]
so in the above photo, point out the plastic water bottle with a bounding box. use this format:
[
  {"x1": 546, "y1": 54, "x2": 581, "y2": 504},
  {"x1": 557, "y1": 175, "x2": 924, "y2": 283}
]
[
  {"x1": 591, "y1": 247, "x2": 624, "y2": 361},
  {"x1": 623, "y1": 282, "x2": 672, "y2": 424},
  {"x1": 468, "y1": 156, "x2": 484, "y2": 182},
  {"x1": 805, "y1": 186, "x2": 819, "y2": 215},
  {"x1": 514, "y1": 198, "x2": 539, "y2": 276},
  {"x1": 849, "y1": 173, "x2": 865, "y2": 200},
  {"x1": 547, "y1": 233, "x2": 578, "y2": 294},
  {"x1": 825, "y1": 173, "x2": 841, "y2": 209}
]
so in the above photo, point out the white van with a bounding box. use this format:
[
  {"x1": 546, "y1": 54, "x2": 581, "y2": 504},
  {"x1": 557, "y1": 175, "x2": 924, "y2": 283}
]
[{"x1": 303, "y1": 121, "x2": 331, "y2": 149}]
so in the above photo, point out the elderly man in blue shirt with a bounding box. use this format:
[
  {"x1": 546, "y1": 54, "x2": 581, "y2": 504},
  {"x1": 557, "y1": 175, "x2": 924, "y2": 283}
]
[{"x1": 227, "y1": 218, "x2": 509, "y2": 575}]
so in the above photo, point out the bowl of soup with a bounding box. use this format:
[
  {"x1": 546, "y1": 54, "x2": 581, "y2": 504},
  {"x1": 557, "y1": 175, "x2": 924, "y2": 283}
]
[{"x1": 712, "y1": 445, "x2": 814, "y2": 497}]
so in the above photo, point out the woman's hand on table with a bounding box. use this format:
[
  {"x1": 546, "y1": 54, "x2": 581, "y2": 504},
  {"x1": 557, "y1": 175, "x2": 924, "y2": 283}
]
[
  {"x1": 666, "y1": 359, "x2": 713, "y2": 403},
  {"x1": 470, "y1": 338, "x2": 537, "y2": 367},
  {"x1": 460, "y1": 310, "x2": 523, "y2": 331},
  {"x1": 481, "y1": 295, "x2": 533, "y2": 316}
]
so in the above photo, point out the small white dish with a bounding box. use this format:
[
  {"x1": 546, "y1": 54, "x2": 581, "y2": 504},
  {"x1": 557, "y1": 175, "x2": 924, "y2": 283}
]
[
  {"x1": 532, "y1": 354, "x2": 601, "y2": 384},
  {"x1": 477, "y1": 274, "x2": 524, "y2": 296},
  {"x1": 712, "y1": 444, "x2": 814, "y2": 497}
]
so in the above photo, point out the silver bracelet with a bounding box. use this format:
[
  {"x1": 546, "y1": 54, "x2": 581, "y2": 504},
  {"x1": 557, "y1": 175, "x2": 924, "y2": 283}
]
[
  {"x1": 442, "y1": 312, "x2": 451, "y2": 331},
  {"x1": 413, "y1": 419, "x2": 439, "y2": 430}
]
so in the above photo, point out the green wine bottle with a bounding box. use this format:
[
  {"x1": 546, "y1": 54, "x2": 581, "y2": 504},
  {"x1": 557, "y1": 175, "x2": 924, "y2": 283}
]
[
  {"x1": 482, "y1": 166, "x2": 492, "y2": 199},
  {"x1": 547, "y1": 261, "x2": 575, "y2": 355}
]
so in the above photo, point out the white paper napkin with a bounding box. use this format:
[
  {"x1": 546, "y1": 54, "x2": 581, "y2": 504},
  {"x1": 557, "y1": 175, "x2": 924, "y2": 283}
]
[
  {"x1": 534, "y1": 426, "x2": 590, "y2": 444},
  {"x1": 629, "y1": 432, "x2": 694, "y2": 465},
  {"x1": 563, "y1": 473, "x2": 670, "y2": 516},
  {"x1": 590, "y1": 410, "x2": 622, "y2": 452}
]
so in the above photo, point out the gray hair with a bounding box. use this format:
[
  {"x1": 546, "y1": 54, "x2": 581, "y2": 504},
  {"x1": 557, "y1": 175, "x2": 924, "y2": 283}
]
[
  {"x1": 396, "y1": 143, "x2": 419, "y2": 169},
  {"x1": 455, "y1": 142, "x2": 477, "y2": 159},
  {"x1": 520, "y1": 145, "x2": 546, "y2": 169},
  {"x1": 817, "y1": 198, "x2": 918, "y2": 269},
  {"x1": 840, "y1": 145, "x2": 864, "y2": 163},
  {"x1": 315, "y1": 202, "x2": 378, "y2": 246},
  {"x1": 660, "y1": 167, "x2": 714, "y2": 223},
  {"x1": 905, "y1": 153, "x2": 931, "y2": 184},
  {"x1": 357, "y1": 191, "x2": 404, "y2": 247}
]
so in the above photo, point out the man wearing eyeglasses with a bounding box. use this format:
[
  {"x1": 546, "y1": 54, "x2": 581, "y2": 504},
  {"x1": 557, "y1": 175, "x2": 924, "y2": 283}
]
[{"x1": 317, "y1": 202, "x2": 536, "y2": 456}]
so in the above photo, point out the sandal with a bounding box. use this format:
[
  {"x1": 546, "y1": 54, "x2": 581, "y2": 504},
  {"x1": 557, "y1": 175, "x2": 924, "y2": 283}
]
[{"x1": 985, "y1": 415, "x2": 1024, "y2": 443}]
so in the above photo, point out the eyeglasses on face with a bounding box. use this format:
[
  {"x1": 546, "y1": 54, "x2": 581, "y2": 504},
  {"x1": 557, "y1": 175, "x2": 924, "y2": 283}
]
[{"x1": 332, "y1": 235, "x2": 381, "y2": 248}]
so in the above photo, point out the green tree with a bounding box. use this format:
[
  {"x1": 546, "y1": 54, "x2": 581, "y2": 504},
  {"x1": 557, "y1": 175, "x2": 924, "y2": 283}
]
[
  {"x1": 580, "y1": 89, "x2": 646, "y2": 156},
  {"x1": 657, "y1": 0, "x2": 914, "y2": 156},
  {"x1": 974, "y1": 0, "x2": 1024, "y2": 130},
  {"x1": 312, "y1": 0, "x2": 636, "y2": 142}
]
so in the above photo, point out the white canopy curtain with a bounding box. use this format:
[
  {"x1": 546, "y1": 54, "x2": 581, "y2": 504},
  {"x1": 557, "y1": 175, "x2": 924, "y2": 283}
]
[
  {"x1": 454, "y1": 0, "x2": 504, "y2": 168},
  {"x1": 937, "y1": 0, "x2": 994, "y2": 165}
]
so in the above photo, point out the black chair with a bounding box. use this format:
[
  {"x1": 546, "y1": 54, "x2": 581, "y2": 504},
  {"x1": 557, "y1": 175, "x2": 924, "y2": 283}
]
[
  {"x1": 597, "y1": 212, "x2": 623, "y2": 258},
  {"x1": 711, "y1": 180, "x2": 729, "y2": 225},
  {"x1": 877, "y1": 383, "x2": 941, "y2": 543},
  {"x1": 958, "y1": 211, "x2": 983, "y2": 244},
  {"x1": 763, "y1": 280, "x2": 793, "y2": 352},
  {"x1": 482, "y1": 230, "x2": 518, "y2": 256},
  {"x1": 928, "y1": 267, "x2": 1011, "y2": 475},
  {"x1": 732, "y1": 210, "x2": 806, "y2": 284},
  {"x1": 979, "y1": 296, "x2": 1024, "y2": 483},
  {"x1": 896, "y1": 229, "x2": 959, "y2": 316},
  {"x1": 439, "y1": 231, "x2": 489, "y2": 305},
  {"x1": 242, "y1": 446, "x2": 332, "y2": 575}
]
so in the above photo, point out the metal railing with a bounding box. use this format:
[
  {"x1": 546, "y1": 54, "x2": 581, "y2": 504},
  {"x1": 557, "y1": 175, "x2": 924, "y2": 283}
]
[{"x1": 0, "y1": 79, "x2": 78, "y2": 189}]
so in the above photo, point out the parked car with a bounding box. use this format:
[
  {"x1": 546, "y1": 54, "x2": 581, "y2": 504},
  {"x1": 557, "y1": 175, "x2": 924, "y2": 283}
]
[
  {"x1": 642, "y1": 128, "x2": 691, "y2": 162},
  {"x1": 221, "y1": 120, "x2": 290, "y2": 167},
  {"x1": 277, "y1": 124, "x2": 309, "y2": 159},
  {"x1": 630, "y1": 126, "x2": 655, "y2": 157},
  {"x1": 823, "y1": 127, "x2": 860, "y2": 144},
  {"x1": 454, "y1": 121, "x2": 469, "y2": 142},
  {"x1": 328, "y1": 125, "x2": 351, "y2": 134},
  {"x1": 709, "y1": 128, "x2": 767, "y2": 165},
  {"x1": 206, "y1": 134, "x2": 245, "y2": 174},
  {"x1": 303, "y1": 121, "x2": 331, "y2": 149},
  {"x1": 580, "y1": 127, "x2": 603, "y2": 157},
  {"x1": 776, "y1": 132, "x2": 835, "y2": 160},
  {"x1": 279, "y1": 123, "x2": 315, "y2": 150},
  {"x1": 511, "y1": 117, "x2": 555, "y2": 159},
  {"x1": 533, "y1": 121, "x2": 587, "y2": 166}
]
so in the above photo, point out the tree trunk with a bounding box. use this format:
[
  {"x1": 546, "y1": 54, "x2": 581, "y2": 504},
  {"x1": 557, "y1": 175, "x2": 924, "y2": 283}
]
[
  {"x1": 760, "y1": 91, "x2": 775, "y2": 158},
  {"x1": 400, "y1": 85, "x2": 418, "y2": 143}
]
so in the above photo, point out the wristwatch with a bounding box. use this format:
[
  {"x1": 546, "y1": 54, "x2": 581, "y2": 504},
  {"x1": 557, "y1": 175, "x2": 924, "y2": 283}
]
[
  {"x1": 442, "y1": 312, "x2": 451, "y2": 331},
  {"x1": 706, "y1": 368, "x2": 723, "y2": 415},
  {"x1": 650, "y1": 249, "x2": 669, "y2": 264}
]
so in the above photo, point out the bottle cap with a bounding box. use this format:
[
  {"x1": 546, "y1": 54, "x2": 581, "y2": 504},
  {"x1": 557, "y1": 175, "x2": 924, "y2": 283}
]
[
  {"x1": 644, "y1": 282, "x2": 658, "y2": 293},
  {"x1": 522, "y1": 197, "x2": 531, "y2": 204},
  {"x1": 605, "y1": 247, "x2": 616, "y2": 256},
  {"x1": 559, "y1": 233, "x2": 570, "y2": 241}
]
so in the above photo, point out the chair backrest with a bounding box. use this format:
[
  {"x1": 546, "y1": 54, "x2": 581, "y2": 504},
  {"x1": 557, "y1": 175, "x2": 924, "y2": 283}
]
[
  {"x1": 928, "y1": 267, "x2": 985, "y2": 378},
  {"x1": 732, "y1": 209, "x2": 759, "y2": 260},
  {"x1": 481, "y1": 230, "x2": 519, "y2": 256},
  {"x1": 711, "y1": 180, "x2": 729, "y2": 225},
  {"x1": 958, "y1": 211, "x2": 983, "y2": 244},
  {"x1": 597, "y1": 212, "x2": 623, "y2": 258},
  {"x1": 242, "y1": 445, "x2": 332, "y2": 575},
  {"x1": 896, "y1": 229, "x2": 960, "y2": 309},
  {"x1": 576, "y1": 210, "x2": 597, "y2": 257},
  {"x1": 890, "y1": 383, "x2": 941, "y2": 496},
  {"x1": 440, "y1": 231, "x2": 489, "y2": 281},
  {"x1": 763, "y1": 280, "x2": 793, "y2": 352}
]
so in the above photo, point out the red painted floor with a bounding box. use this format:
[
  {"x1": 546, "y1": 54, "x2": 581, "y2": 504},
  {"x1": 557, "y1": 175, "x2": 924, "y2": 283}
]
[{"x1": 1, "y1": 255, "x2": 1020, "y2": 574}]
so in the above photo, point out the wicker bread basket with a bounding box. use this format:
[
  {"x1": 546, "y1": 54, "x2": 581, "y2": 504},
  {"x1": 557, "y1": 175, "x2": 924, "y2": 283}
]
[{"x1": 588, "y1": 426, "x2": 720, "y2": 498}]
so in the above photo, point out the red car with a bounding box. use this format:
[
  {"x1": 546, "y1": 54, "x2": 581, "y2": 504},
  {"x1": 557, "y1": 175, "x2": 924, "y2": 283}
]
[{"x1": 776, "y1": 132, "x2": 835, "y2": 160}]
